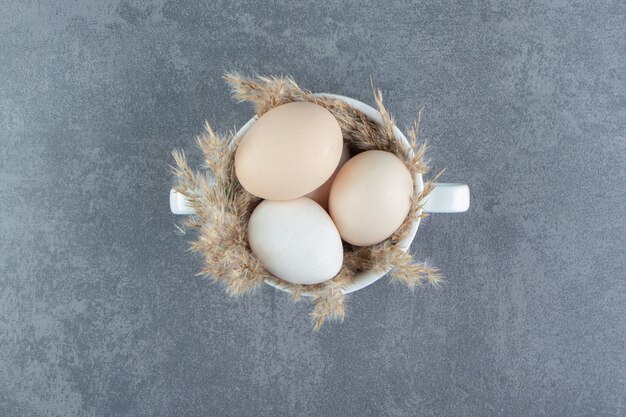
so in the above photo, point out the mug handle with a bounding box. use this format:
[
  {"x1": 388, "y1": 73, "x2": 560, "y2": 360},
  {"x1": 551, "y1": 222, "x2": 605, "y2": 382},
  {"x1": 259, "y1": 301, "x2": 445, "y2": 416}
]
[
  {"x1": 170, "y1": 189, "x2": 196, "y2": 215},
  {"x1": 422, "y1": 183, "x2": 470, "y2": 213},
  {"x1": 170, "y1": 183, "x2": 470, "y2": 215}
]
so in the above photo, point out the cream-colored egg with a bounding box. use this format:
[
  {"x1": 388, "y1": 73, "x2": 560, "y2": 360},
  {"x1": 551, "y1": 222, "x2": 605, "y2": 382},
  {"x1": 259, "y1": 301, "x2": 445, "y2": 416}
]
[
  {"x1": 329, "y1": 150, "x2": 413, "y2": 246},
  {"x1": 305, "y1": 143, "x2": 351, "y2": 211},
  {"x1": 235, "y1": 102, "x2": 343, "y2": 200},
  {"x1": 248, "y1": 197, "x2": 343, "y2": 285}
]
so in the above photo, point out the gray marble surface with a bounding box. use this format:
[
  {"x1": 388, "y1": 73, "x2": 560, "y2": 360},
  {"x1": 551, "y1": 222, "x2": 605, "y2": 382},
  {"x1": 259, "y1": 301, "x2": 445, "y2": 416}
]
[{"x1": 1, "y1": 1, "x2": 625, "y2": 416}]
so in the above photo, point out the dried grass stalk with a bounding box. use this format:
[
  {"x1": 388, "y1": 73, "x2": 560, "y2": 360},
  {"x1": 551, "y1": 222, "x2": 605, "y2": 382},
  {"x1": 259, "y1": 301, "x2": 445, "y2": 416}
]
[
  {"x1": 311, "y1": 288, "x2": 345, "y2": 330},
  {"x1": 388, "y1": 249, "x2": 444, "y2": 288},
  {"x1": 172, "y1": 73, "x2": 443, "y2": 329}
]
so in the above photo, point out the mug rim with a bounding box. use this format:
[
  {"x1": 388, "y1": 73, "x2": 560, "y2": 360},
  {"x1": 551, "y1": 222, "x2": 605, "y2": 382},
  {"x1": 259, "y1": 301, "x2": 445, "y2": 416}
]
[{"x1": 233, "y1": 94, "x2": 423, "y2": 295}]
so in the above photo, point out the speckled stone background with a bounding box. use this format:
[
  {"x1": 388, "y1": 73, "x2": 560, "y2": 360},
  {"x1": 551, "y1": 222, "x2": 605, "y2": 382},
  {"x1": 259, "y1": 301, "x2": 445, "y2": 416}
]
[{"x1": 1, "y1": 1, "x2": 625, "y2": 416}]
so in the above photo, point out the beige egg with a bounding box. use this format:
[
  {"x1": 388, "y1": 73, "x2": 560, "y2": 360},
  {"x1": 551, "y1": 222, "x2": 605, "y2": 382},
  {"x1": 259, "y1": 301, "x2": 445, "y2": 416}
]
[
  {"x1": 235, "y1": 102, "x2": 343, "y2": 200},
  {"x1": 305, "y1": 143, "x2": 351, "y2": 211},
  {"x1": 248, "y1": 198, "x2": 343, "y2": 285},
  {"x1": 329, "y1": 150, "x2": 413, "y2": 246}
]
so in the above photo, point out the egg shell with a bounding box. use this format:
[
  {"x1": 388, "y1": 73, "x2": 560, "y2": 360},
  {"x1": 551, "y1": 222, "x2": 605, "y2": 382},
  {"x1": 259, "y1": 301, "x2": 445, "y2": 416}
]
[
  {"x1": 329, "y1": 150, "x2": 413, "y2": 246},
  {"x1": 235, "y1": 102, "x2": 343, "y2": 200},
  {"x1": 247, "y1": 197, "x2": 344, "y2": 285},
  {"x1": 305, "y1": 142, "x2": 351, "y2": 211}
]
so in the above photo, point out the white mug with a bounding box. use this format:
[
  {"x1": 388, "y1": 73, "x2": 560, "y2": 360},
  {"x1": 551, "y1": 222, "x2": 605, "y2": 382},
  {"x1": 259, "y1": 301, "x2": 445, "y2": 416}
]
[{"x1": 170, "y1": 94, "x2": 469, "y2": 294}]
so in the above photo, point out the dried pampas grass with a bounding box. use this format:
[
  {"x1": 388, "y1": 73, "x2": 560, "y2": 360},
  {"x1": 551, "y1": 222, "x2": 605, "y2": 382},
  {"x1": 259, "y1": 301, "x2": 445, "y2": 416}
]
[{"x1": 172, "y1": 73, "x2": 442, "y2": 329}]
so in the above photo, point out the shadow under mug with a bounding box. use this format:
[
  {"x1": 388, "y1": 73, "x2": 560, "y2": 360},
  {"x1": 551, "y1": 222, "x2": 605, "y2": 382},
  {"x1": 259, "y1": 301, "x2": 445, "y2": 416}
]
[{"x1": 170, "y1": 94, "x2": 470, "y2": 294}]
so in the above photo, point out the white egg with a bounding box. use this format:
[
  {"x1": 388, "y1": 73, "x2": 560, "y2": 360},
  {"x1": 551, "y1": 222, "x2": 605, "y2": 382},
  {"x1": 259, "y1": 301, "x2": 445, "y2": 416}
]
[{"x1": 247, "y1": 197, "x2": 343, "y2": 285}]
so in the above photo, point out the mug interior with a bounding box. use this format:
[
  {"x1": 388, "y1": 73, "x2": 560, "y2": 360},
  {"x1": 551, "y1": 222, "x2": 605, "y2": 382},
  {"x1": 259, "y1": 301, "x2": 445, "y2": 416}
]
[{"x1": 233, "y1": 94, "x2": 423, "y2": 295}]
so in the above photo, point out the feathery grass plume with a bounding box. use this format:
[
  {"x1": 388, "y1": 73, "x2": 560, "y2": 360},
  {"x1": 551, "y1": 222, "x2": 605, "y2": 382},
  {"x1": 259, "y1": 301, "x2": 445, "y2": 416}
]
[
  {"x1": 224, "y1": 72, "x2": 305, "y2": 116},
  {"x1": 170, "y1": 150, "x2": 212, "y2": 223},
  {"x1": 406, "y1": 107, "x2": 430, "y2": 175},
  {"x1": 172, "y1": 124, "x2": 266, "y2": 297},
  {"x1": 311, "y1": 288, "x2": 346, "y2": 330},
  {"x1": 372, "y1": 85, "x2": 396, "y2": 145},
  {"x1": 388, "y1": 249, "x2": 443, "y2": 288},
  {"x1": 172, "y1": 73, "x2": 444, "y2": 329}
]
